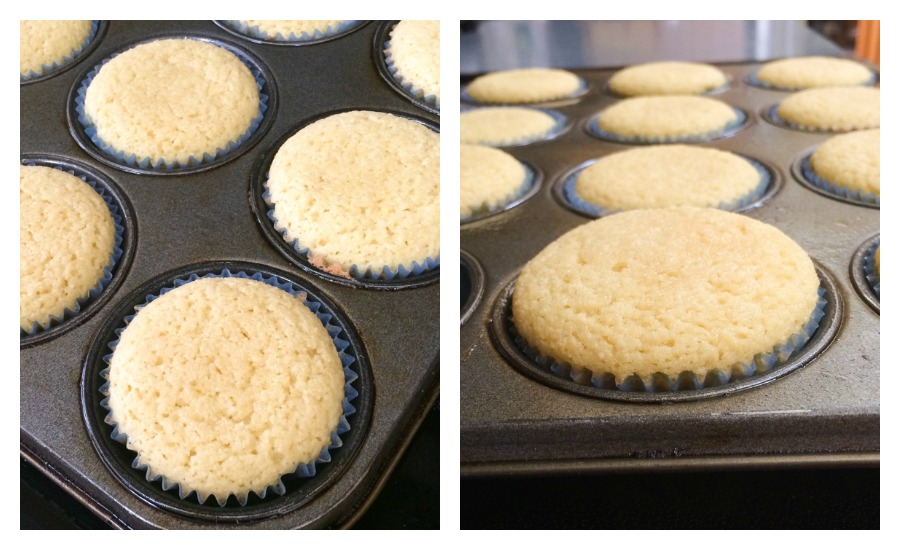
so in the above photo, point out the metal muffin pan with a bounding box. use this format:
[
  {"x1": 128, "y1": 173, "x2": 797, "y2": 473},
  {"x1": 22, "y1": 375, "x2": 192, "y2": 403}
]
[
  {"x1": 21, "y1": 20, "x2": 438, "y2": 529},
  {"x1": 460, "y1": 61, "x2": 879, "y2": 474}
]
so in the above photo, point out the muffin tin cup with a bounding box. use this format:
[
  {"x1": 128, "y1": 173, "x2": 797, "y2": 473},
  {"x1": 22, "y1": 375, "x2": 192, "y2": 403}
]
[
  {"x1": 461, "y1": 250, "x2": 486, "y2": 326},
  {"x1": 461, "y1": 161, "x2": 541, "y2": 223},
  {"x1": 81, "y1": 262, "x2": 373, "y2": 522},
  {"x1": 489, "y1": 263, "x2": 842, "y2": 403},
  {"x1": 250, "y1": 108, "x2": 440, "y2": 290},
  {"x1": 791, "y1": 150, "x2": 880, "y2": 208},
  {"x1": 67, "y1": 33, "x2": 278, "y2": 176},
  {"x1": 585, "y1": 107, "x2": 750, "y2": 144},
  {"x1": 21, "y1": 20, "x2": 105, "y2": 84},
  {"x1": 554, "y1": 153, "x2": 781, "y2": 218},
  {"x1": 20, "y1": 154, "x2": 136, "y2": 348},
  {"x1": 213, "y1": 20, "x2": 367, "y2": 46},
  {"x1": 851, "y1": 234, "x2": 880, "y2": 314}
]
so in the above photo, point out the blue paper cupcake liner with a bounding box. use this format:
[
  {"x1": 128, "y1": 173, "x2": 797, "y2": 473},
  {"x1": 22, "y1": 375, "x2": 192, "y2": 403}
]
[
  {"x1": 74, "y1": 39, "x2": 268, "y2": 171},
  {"x1": 747, "y1": 70, "x2": 877, "y2": 91},
  {"x1": 21, "y1": 20, "x2": 100, "y2": 81},
  {"x1": 384, "y1": 35, "x2": 440, "y2": 110},
  {"x1": 461, "y1": 163, "x2": 535, "y2": 221},
  {"x1": 863, "y1": 239, "x2": 880, "y2": 297},
  {"x1": 98, "y1": 269, "x2": 360, "y2": 507},
  {"x1": 263, "y1": 180, "x2": 440, "y2": 281},
  {"x1": 461, "y1": 78, "x2": 588, "y2": 105},
  {"x1": 20, "y1": 163, "x2": 125, "y2": 337},
  {"x1": 562, "y1": 155, "x2": 770, "y2": 217},
  {"x1": 463, "y1": 106, "x2": 568, "y2": 147},
  {"x1": 511, "y1": 285, "x2": 827, "y2": 393},
  {"x1": 588, "y1": 107, "x2": 746, "y2": 144},
  {"x1": 800, "y1": 154, "x2": 880, "y2": 206},
  {"x1": 222, "y1": 20, "x2": 363, "y2": 43}
]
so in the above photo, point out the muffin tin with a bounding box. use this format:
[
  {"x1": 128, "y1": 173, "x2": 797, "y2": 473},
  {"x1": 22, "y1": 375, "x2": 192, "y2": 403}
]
[
  {"x1": 460, "y1": 61, "x2": 879, "y2": 473},
  {"x1": 21, "y1": 20, "x2": 438, "y2": 529}
]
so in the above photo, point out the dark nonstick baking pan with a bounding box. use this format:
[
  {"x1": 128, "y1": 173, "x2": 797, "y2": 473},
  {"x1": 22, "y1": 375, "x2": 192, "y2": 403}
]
[
  {"x1": 21, "y1": 20, "x2": 439, "y2": 529},
  {"x1": 460, "y1": 61, "x2": 879, "y2": 475}
]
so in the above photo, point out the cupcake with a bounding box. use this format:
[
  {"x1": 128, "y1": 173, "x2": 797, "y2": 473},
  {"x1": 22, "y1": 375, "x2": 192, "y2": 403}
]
[
  {"x1": 20, "y1": 165, "x2": 118, "y2": 333},
  {"x1": 754, "y1": 56, "x2": 875, "y2": 90},
  {"x1": 224, "y1": 20, "x2": 360, "y2": 42},
  {"x1": 78, "y1": 38, "x2": 265, "y2": 169},
  {"x1": 512, "y1": 207, "x2": 823, "y2": 390},
  {"x1": 384, "y1": 20, "x2": 440, "y2": 108},
  {"x1": 806, "y1": 129, "x2": 879, "y2": 204},
  {"x1": 20, "y1": 20, "x2": 96, "y2": 80},
  {"x1": 566, "y1": 145, "x2": 767, "y2": 215},
  {"x1": 104, "y1": 276, "x2": 351, "y2": 505},
  {"x1": 774, "y1": 87, "x2": 879, "y2": 132},
  {"x1": 461, "y1": 144, "x2": 532, "y2": 220},
  {"x1": 590, "y1": 96, "x2": 742, "y2": 143},
  {"x1": 265, "y1": 110, "x2": 439, "y2": 280},
  {"x1": 461, "y1": 107, "x2": 564, "y2": 146},
  {"x1": 465, "y1": 68, "x2": 584, "y2": 104},
  {"x1": 607, "y1": 61, "x2": 728, "y2": 96}
]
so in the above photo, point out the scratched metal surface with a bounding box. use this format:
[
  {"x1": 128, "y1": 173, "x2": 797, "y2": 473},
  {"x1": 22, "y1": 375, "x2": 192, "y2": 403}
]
[{"x1": 460, "y1": 62, "x2": 879, "y2": 472}]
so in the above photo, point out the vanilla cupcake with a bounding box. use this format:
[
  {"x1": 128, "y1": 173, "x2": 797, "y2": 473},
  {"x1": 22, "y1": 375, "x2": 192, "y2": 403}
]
[
  {"x1": 566, "y1": 145, "x2": 767, "y2": 215},
  {"x1": 512, "y1": 207, "x2": 823, "y2": 390},
  {"x1": 79, "y1": 38, "x2": 264, "y2": 169},
  {"x1": 775, "y1": 87, "x2": 879, "y2": 132},
  {"x1": 591, "y1": 96, "x2": 742, "y2": 143},
  {"x1": 385, "y1": 20, "x2": 440, "y2": 107},
  {"x1": 20, "y1": 165, "x2": 117, "y2": 333},
  {"x1": 20, "y1": 20, "x2": 96, "y2": 80},
  {"x1": 226, "y1": 20, "x2": 360, "y2": 42},
  {"x1": 754, "y1": 56, "x2": 875, "y2": 90},
  {"x1": 265, "y1": 110, "x2": 439, "y2": 280},
  {"x1": 805, "y1": 129, "x2": 879, "y2": 204},
  {"x1": 466, "y1": 68, "x2": 583, "y2": 104},
  {"x1": 461, "y1": 107, "x2": 564, "y2": 146},
  {"x1": 608, "y1": 61, "x2": 728, "y2": 96},
  {"x1": 104, "y1": 276, "x2": 350, "y2": 505},
  {"x1": 461, "y1": 144, "x2": 532, "y2": 219}
]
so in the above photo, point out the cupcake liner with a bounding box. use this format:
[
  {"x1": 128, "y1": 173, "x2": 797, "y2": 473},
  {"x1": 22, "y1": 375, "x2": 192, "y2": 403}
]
[
  {"x1": 74, "y1": 40, "x2": 269, "y2": 171},
  {"x1": 800, "y1": 154, "x2": 880, "y2": 206},
  {"x1": 263, "y1": 180, "x2": 440, "y2": 281},
  {"x1": 384, "y1": 35, "x2": 440, "y2": 110},
  {"x1": 746, "y1": 71, "x2": 877, "y2": 91},
  {"x1": 511, "y1": 285, "x2": 827, "y2": 393},
  {"x1": 562, "y1": 155, "x2": 770, "y2": 217},
  {"x1": 222, "y1": 20, "x2": 362, "y2": 43},
  {"x1": 461, "y1": 163, "x2": 535, "y2": 221},
  {"x1": 21, "y1": 20, "x2": 100, "y2": 82},
  {"x1": 863, "y1": 239, "x2": 880, "y2": 297},
  {"x1": 20, "y1": 162, "x2": 125, "y2": 337},
  {"x1": 461, "y1": 77, "x2": 588, "y2": 105},
  {"x1": 587, "y1": 107, "x2": 746, "y2": 144},
  {"x1": 97, "y1": 269, "x2": 360, "y2": 507},
  {"x1": 463, "y1": 107, "x2": 568, "y2": 147}
]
